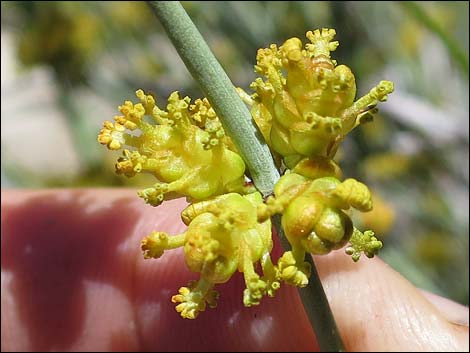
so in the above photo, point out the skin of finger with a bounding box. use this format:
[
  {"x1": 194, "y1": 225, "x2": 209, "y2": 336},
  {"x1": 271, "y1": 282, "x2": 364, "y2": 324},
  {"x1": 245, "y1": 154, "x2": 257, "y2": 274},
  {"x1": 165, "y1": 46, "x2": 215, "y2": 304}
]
[
  {"x1": 1, "y1": 189, "x2": 317, "y2": 352},
  {"x1": 314, "y1": 251, "x2": 470, "y2": 352},
  {"x1": 419, "y1": 289, "x2": 469, "y2": 327},
  {"x1": 1, "y1": 189, "x2": 143, "y2": 352},
  {"x1": 3, "y1": 189, "x2": 468, "y2": 352}
]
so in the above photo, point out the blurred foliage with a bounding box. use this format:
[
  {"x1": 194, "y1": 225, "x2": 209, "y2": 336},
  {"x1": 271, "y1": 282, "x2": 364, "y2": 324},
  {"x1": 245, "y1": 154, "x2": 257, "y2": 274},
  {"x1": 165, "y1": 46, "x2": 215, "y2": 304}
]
[
  {"x1": 16, "y1": 2, "x2": 103, "y2": 84},
  {"x1": 1, "y1": 1, "x2": 468, "y2": 305}
]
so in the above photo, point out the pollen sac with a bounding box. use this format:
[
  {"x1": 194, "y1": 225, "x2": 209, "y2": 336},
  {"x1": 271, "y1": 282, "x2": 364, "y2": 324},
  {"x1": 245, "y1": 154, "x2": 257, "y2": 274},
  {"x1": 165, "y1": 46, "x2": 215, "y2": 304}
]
[
  {"x1": 98, "y1": 90, "x2": 247, "y2": 205},
  {"x1": 246, "y1": 28, "x2": 394, "y2": 167}
]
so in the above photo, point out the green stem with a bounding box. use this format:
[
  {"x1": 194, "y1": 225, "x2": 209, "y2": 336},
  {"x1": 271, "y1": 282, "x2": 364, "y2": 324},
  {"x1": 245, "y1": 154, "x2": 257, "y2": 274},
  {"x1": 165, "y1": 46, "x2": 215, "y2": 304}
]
[
  {"x1": 146, "y1": 0, "x2": 279, "y2": 197},
  {"x1": 400, "y1": 1, "x2": 469, "y2": 77},
  {"x1": 147, "y1": 1, "x2": 345, "y2": 351},
  {"x1": 301, "y1": 255, "x2": 345, "y2": 352}
]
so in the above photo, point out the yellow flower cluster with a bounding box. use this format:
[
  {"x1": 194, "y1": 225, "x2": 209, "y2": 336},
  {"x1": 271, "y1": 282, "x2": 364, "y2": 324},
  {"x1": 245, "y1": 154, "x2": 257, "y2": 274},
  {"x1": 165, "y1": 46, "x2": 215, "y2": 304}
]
[
  {"x1": 142, "y1": 192, "x2": 279, "y2": 319},
  {"x1": 258, "y1": 163, "x2": 374, "y2": 286},
  {"x1": 98, "y1": 28, "x2": 392, "y2": 319},
  {"x1": 98, "y1": 90, "x2": 248, "y2": 206},
  {"x1": 242, "y1": 28, "x2": 394, "y2": 168}
]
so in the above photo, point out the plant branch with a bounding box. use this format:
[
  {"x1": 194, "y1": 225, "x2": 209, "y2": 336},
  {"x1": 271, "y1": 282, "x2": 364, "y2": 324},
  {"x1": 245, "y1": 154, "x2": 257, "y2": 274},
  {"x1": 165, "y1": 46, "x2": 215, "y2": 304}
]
[
  {"x1": 146, "y1": 0, "x2": 279, "y2": 197},
  {"x1": 147, "y1": 1, "x2": 345, "y2": 351}
]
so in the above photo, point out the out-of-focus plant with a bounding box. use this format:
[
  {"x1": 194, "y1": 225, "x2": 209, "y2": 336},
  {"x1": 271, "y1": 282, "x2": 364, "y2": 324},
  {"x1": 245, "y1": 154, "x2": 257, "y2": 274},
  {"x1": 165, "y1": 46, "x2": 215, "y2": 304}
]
[{"x1": 16, "y1": 2, "x2": 102, "y2": 84}]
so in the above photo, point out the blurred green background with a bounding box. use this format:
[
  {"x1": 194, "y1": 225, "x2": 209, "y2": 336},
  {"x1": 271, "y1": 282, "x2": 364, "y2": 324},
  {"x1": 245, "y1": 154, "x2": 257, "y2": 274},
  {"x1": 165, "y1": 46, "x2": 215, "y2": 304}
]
[{"x1": 1, "y1": 1, "x2": 468, "y2": 305}]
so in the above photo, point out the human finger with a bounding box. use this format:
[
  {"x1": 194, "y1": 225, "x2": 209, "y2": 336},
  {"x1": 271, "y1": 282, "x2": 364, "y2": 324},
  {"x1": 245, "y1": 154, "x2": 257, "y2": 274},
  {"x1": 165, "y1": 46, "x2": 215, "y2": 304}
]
[{"x1": 314, "y1": 251, "x2": 469, "y2": 351}]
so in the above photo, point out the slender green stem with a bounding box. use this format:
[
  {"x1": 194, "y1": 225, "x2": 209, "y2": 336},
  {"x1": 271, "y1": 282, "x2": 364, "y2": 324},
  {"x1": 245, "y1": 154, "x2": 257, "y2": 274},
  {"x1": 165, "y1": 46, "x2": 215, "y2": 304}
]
[
  {"x1": 400, "y1": 1, "x2": 469, "y2": 77},
  {"x1": 301, "y1": 255, "x2": 345, "y2": 352},
  {"x1": 147, "y1": 1, "x2": 345, "y2": 351},
  {"x1": 146, "y1": 1, "x2": 279, "y2": 197}
]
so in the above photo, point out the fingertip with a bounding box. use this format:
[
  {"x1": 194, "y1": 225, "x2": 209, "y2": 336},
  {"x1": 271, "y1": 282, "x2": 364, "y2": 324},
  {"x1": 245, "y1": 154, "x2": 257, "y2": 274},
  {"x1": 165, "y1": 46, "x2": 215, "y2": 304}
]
[{"x1": 314, "y1": 250, "x2": 468, "y2": 351}]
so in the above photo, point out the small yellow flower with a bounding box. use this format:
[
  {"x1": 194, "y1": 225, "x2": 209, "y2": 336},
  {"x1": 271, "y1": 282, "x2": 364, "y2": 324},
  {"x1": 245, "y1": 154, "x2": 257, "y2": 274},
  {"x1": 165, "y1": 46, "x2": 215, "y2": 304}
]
[
  {"x1": 97, "y1": 121, "x2": 126, "y2": 150},
  {"x1": 115, "y1": 150, "x2": 148, "y2": 177},
  {"x1": 98, "y1": 90, "x2": 248, "y2": 205},
  {"x1": 118, "y1": 100, "x2": 146, "y2": 124},
  {"x1": 240, "y1": 28, "x2": 394, "y2": 169},
  {"x1": 258, "y1": 168, "x2": 375, "y2": 287},
  {"x1": 171, "y1": 280, "x2": 219, "y2": 320},
  {"x1": 114, "y1": 116, "x2": 137, "y2": 131},
  {"x1": 141, "y1": 192, "x2": 279, "y2": 319},
  {"x1": 345, "y1": 229, "x2": 383, "y2": 262},
  {"x1": 141, "y1": 231, "x2": 169, "y2": 259}
]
